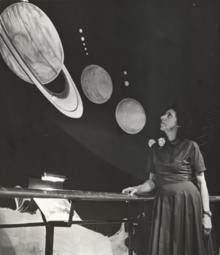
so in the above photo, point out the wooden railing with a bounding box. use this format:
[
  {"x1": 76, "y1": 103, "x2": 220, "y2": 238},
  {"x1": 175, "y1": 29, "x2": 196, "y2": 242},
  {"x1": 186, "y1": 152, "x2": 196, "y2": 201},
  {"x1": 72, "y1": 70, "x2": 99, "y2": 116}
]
[{"x1": 0, "y1": 186, "x2": 154, "y2": 201}]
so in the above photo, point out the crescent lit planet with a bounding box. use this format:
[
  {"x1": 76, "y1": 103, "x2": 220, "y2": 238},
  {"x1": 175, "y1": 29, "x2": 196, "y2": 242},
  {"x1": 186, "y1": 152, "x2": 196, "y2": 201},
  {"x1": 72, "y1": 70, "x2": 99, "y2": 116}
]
[
  {"x1": 148, "y1": 139, "x2": 156, "y2": 147},
  {"x1": 116, "y1": 98, "x2": 146, "y2": 134},
  {"x1": 81, "y1": 65, "x2": 113, "y2": 104}
]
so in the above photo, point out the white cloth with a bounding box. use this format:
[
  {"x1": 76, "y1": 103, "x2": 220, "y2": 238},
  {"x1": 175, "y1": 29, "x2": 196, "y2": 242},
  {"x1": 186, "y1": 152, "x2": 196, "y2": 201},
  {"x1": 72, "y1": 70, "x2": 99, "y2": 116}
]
[{"x1": 0, "y1": 208, "x2": 113, "y2": 255}]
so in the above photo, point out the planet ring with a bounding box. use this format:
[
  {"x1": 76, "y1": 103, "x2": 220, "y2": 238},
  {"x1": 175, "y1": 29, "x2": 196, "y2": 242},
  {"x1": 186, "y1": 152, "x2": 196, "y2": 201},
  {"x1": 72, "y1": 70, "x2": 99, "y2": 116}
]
[{"x1": 0, "y1": 19, "x2": 83, "y2": 118}]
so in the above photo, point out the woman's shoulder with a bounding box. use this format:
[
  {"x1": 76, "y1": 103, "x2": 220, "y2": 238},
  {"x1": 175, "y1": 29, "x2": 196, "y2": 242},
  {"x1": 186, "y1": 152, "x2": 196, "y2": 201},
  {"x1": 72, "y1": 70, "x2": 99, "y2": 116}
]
[
  {"x1": 182, "y1": 139, "x2": 200, "y2": 149},
  {"x1": 183, "y1": 139, "x2": 197, "y2": 144},
  {"x1": 150, "y1": 139, "x2": 200, "y2": 150}
]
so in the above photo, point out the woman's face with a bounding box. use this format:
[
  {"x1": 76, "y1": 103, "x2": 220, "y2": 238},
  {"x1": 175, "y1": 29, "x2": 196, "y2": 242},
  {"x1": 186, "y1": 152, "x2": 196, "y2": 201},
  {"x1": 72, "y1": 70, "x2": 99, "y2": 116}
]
[{"x1": 160, "y1": 109, "x2": 178, "y2": 131}]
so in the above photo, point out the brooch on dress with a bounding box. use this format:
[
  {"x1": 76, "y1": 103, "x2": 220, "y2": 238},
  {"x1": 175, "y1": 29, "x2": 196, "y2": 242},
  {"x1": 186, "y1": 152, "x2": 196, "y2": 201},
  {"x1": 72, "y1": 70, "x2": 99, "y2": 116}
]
[{"x1": 158, "y1": 138, "x2": 166, "y2": 149}]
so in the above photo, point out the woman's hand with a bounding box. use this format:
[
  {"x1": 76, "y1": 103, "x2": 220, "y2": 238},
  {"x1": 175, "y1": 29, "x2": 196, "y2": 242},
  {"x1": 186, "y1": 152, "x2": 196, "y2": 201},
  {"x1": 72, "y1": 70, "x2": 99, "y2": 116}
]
[
  {"x1": 196, "y1": 173, "x2": 212, "y2": 237},
  {"x1": 122, "y1": 185, "x2": 140, "y2": 196},
  {"x1": 202, "y1": 215, "x2": 212, "y2": 236}
]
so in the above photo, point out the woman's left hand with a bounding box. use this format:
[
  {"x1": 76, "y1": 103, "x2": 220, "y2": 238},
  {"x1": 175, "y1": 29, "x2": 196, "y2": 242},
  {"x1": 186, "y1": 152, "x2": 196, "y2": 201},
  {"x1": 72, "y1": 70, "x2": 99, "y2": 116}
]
[{"x1": 202, "y1": 215, "x2": 212, "y2": 236}]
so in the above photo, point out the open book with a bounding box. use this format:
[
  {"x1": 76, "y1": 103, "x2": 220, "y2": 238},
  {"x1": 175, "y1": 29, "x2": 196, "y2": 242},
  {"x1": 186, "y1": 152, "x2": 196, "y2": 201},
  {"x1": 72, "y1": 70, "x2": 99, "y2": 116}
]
[
  {"x1": 33, "y1": 198, "x2": 82, "y2": 222},
  {"x1": 15, "y1": 186, "x2": 38, "y2": 214},
  {"x1": 14, "y1": 196, "x2": 38, "y2": 214}
]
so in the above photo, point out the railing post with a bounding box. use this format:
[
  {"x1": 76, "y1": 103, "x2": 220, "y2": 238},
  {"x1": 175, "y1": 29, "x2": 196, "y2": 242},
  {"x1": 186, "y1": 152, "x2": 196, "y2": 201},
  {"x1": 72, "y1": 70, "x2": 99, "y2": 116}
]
[
  {"x1": 127, "y1": 221, "x2": 134, "y2": 255},
  {"x1": 45, "y1": 225, "x2": 54, "y2": 255},
  {"x1": 67, "y1": 200, "x2": 75, "y2": 227}
]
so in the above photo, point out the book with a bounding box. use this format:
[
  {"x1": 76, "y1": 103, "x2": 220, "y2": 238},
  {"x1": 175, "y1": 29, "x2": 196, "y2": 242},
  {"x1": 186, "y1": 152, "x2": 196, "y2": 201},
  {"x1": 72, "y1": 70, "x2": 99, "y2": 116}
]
[
  {"x1": 41, "y1": 172, "x2": 67, "y2": 183},
  {"x1": 28, "y1": 173, "x2": 67, "y2": 190},
  {"x1": 33, "y1": 198, "x2": 82, "y2": 222},
  {"x1": 28, "y1": 178, "x2": 64, "y2": 190}
]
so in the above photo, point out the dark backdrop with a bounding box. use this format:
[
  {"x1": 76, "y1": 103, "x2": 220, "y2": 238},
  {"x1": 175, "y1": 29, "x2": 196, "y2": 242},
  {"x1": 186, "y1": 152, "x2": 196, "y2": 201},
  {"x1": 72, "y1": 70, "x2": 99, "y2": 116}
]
[{"x1": 0, "y1": 0, "x2": 220, "y2": 238}]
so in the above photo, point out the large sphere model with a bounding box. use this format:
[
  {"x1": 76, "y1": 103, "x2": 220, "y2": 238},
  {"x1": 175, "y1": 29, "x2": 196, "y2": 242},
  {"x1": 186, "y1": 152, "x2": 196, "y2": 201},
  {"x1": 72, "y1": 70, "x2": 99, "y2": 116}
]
[
  {"x1": 0, "y1": 2, "x2": 64, "y2": 84},
  {"x1": 81, "y1": 65, "x2": 113, "y2": 104},
  {"x1": 0, "y1": 2, "x2": 83, "y2": 118},
  {"x1": 116, "y1": 98, "x2": 146, "y2": 134}
]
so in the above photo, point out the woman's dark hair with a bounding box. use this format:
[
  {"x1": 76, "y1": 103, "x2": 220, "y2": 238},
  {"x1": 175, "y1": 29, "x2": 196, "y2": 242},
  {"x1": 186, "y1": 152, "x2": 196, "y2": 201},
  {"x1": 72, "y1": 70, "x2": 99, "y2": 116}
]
[{"x1": 169, "y1": 101, "x2": 192, "y2": 139}]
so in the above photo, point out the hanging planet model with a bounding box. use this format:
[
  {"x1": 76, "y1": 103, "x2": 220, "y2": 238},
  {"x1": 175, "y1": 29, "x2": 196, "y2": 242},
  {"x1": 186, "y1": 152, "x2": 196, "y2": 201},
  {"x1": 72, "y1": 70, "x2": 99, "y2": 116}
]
[
  {"x1": 0, "y1": 2, "x2": 83, "y2": 118},
  {"x1": 116, "y1": 98, "x2": 146, "y2": 134},
  {"x1": 81, "y1": 65, "x2": 113, "y2": 104}
]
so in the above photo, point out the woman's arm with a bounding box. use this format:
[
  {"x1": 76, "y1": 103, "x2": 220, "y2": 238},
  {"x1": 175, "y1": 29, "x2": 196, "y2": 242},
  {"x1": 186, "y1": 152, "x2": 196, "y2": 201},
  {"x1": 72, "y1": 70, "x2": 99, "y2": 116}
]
[
  {"x1": 122, "y1": 173, "x2": 156, "y2": 196},
  {"x1": 196, "y1": 172, "x2": 210, "y2": 211},
  {"x1": 196, "y1": 172, "x2": 212, "y2": 235}
]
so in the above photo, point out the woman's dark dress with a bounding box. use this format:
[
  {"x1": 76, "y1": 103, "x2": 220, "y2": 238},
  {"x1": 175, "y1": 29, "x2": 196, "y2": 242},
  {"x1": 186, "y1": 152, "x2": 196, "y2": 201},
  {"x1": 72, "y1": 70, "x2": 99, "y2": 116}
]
[{"x1": 148, "y1": 139, "x2": 213, "y2": 255}]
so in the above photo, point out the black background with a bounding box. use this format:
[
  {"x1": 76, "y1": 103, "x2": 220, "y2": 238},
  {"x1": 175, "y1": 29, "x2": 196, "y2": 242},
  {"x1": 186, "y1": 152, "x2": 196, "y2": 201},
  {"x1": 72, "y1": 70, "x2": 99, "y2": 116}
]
[{"x1": 0, "y1": 0, "x2": 220, "y2": 239}]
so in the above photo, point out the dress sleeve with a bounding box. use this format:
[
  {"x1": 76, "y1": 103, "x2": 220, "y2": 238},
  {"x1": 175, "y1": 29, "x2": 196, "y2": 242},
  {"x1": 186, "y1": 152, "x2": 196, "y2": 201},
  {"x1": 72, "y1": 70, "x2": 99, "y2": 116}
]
[
  {"x1": 189, "y1": 142, "x2": 206, "y2": 173},
  {"x1": 147, "y1": 145, "x2": 156, "y2": 174}
]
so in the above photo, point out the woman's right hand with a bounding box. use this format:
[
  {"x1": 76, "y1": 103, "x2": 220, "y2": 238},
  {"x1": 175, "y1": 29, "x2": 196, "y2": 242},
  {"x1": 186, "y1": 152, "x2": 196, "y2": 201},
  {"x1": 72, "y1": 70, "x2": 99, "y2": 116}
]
[{"x1": 122, "y1": 185, "x2": 140, "y2": 196}]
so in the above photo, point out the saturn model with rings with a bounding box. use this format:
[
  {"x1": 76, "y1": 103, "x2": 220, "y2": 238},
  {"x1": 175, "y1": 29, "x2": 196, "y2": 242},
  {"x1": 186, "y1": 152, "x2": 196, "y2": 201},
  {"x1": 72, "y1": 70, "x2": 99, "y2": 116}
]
[{"x1": 0, "y1": 2, "x2": 83, "y2": 118}]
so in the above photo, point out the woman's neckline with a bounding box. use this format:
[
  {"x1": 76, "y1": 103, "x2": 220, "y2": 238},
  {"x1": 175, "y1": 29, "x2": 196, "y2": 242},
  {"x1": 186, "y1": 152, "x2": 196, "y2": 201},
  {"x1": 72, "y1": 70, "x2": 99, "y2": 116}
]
[{"x1": 168, "y1": 138, "x2": 181, "y2": 145}]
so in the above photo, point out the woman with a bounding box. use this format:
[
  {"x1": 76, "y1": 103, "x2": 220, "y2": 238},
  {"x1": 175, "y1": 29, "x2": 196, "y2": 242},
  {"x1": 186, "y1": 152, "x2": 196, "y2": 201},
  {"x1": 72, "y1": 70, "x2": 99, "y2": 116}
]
[{"x1": 122, "y1": 103, "x2": 213, "y2": 255}]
